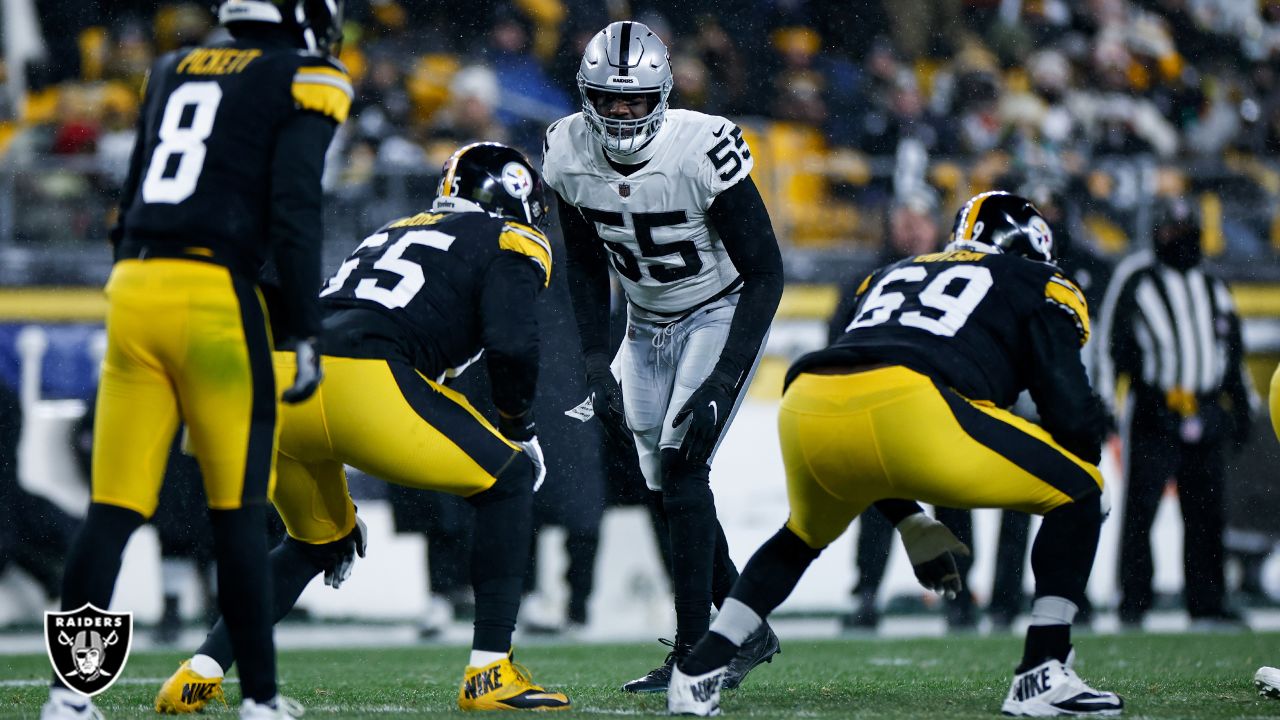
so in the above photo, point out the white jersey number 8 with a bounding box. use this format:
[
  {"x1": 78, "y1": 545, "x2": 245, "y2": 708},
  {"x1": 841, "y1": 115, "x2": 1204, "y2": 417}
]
[
  {"x1": 847, "y1": 264, "x2": 993, "y2": 337},
  {"x1": 141, "y1": 82, "x2": 223, "y2": 204}
]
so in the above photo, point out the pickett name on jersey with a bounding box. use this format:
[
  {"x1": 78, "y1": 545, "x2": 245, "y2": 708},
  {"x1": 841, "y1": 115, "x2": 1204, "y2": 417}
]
[{"x1": 177, "y1": 48, "x2": 261, "y2": 75}]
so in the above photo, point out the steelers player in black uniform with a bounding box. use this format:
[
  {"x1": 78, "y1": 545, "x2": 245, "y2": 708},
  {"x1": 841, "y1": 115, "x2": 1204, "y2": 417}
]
[
  {"x1": 668, "y1": 192, "x2": 1125, "y2": 718},
  {"x1": 43, "y1": 2, "x2": 349, "y2": 719},
  {"x1": 155, "y1": 143, "x2": 572, "y2": 713}
]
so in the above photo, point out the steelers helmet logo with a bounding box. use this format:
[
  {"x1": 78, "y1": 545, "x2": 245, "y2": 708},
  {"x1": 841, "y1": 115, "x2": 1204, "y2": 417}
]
[
  {"x1": 501, "y1": 162, "x2": 533, "y2": 200},
  {"x1": 1028, "y1": 216, "x2": 1053, "y2": 259}
]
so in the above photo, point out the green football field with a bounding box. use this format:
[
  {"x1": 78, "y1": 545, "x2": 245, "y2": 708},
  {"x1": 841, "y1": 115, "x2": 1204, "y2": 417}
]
[{"x1": 2, "y1": 632, "x2": 1278, "y2": 718}]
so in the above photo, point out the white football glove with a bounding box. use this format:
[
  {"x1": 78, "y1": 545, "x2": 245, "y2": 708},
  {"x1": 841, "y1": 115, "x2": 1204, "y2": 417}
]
[
  {"x1": 516, "y1": 436, "x2": 547, "y2": 492},
  {"x1": 897, "y1": 512, "x2": 970, "y2": 599},
  {"x1": 324, "y1": 515, "x2": 367, "y2": 589}
]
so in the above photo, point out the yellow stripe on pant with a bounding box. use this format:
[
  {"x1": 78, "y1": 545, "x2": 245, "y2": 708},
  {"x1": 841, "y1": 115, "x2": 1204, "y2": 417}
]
[
  {"x1": 780, "y1": 366, "x2": 1104, "y2": 549},
  {"x1": 269, "y1": 354, "x2": 521, "y2": 544},
  {"x1": 92, "y1": 259, "x2": 278, "y2": 517}
]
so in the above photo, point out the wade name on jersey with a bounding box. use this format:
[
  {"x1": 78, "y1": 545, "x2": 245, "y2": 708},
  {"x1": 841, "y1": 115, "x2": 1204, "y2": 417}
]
[{"x1": 544, "y1": 109, "x2": 752, "y2": 318}]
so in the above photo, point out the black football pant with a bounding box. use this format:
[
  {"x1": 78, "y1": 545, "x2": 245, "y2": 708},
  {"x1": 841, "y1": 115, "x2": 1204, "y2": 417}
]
[{"x1": 1119, "y1": 422, "x2": 1227, "y2": 619}]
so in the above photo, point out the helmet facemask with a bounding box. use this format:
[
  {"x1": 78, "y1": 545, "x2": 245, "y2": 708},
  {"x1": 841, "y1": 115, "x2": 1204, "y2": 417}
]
[{"x1": 578, "y1": 79, "x2": 672, "y2": 156}]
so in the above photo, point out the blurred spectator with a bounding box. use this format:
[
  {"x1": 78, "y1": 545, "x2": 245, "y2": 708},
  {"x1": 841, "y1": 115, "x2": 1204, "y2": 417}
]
[
  {"x1": 883, "y1": 0, "x2": 963, "y2": 60},
  {"x1": 480, "y1": 4, "x2": 572, "y2": 153}
]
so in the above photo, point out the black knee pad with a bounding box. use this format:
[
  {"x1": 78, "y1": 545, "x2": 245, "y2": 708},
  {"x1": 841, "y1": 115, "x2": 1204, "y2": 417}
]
[
  {"x1": 468, "y1": 452, "x2": 533, "y2": 508},
  {"x1": 282, "y1": 535, "x2": 343, "y2": 574},
  {"x1": 660, "y1": 450, "x2": 713, "y2": 517}
]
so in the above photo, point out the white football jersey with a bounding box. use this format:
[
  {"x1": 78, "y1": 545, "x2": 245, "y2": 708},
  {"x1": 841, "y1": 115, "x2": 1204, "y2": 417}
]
[{"x1": 543, "y1": 109, "x2": 754, "y2": 317}]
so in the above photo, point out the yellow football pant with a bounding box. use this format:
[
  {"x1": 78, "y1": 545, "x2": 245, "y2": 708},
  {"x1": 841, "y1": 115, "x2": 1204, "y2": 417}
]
[
  {"x1": 781, "y1": 366, "x2": 1104, "y2": 549},
  {"x1": 1270, "y1": 363, "x2": 1279, "y2": 441},
  {"x1": 92, "y1": 259, "x2": 277, "y2": 517},
  {"x1": 270, "y1": 354, "x2": 521, "y2": 544}
]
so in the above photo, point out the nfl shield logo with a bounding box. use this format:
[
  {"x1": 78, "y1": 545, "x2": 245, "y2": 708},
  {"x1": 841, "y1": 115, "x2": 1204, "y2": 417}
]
[
  {"x1": 45, "y1": 604, "x2": 133, "y2": 697},
  {"x1": 618, "y1": 182, "x2": 630, "y2": 198}
]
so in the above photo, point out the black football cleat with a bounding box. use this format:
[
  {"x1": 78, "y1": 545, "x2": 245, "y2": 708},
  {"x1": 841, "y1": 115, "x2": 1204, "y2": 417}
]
[
  {"x1": 721, "y1": 623, "x2": 781, "y2": 690},
  {"x1": 622, "y1": 638, "x2": 689, "y2": 694}
]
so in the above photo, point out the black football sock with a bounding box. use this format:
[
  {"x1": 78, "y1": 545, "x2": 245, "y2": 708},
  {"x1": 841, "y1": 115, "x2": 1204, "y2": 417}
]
[
  {"x1": 466, "y1": 455, "x2": 534, "y2": 653},
  {"x1": 645, "y1": 490, "x2": 674, "y2": 582},
  {"x1": 198, "y1": 536, "x2": 330, "y2": 671},
  {"x1": 1021, "y1": 494, "x2": 1101, "y2": 671},
  {"x1": 209, "y1": 505, "x2": 276, "y2": 703},
  {"x1": 710, "y1": 521, "x2": 739, "y2": 609},
  {"x1": 661, "y1": 450, "x2": 718, "y2": 645},
  {"x1": 51, "y1": 503, "x2": 144, "y2": 689},
  {"x1": 684, "y1": 525, "x2": 821, "y2": 673},
  {"x1": 565, "y1": 528, "x2": 599, "y2": 624}
]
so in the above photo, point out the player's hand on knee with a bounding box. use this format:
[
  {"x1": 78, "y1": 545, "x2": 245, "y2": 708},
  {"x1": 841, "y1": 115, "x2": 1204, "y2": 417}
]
[
  {"x1": 585, "y1": 358, "x2": 631, "y2": 447},
  {"x1": 325, "y1": 515, "x2": 368, "y2": 589},
  {"x1": 500, "y1": 411, "x2": 547, "y2": 491},
  {"x1": 281, "y1": 337, "x2": 323, "y2": 404},
  {"x1": 673, "y1": 369, "x2": 736, "y2": 464},
  {"x1": 896, "y1": 512, "x2": 970, "y2": 599}
]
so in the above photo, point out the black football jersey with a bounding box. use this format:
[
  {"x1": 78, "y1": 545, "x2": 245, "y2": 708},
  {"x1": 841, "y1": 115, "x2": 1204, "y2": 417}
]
[
  {"x1": 319, "y1": 211, "x2": 552, "y2": 382},
  {"x1": 120, "y1": 37, "x2": 351, "y2": 274},
  {"x1": 792, "y1": 248, "x2": 1091, "y2": 409}
]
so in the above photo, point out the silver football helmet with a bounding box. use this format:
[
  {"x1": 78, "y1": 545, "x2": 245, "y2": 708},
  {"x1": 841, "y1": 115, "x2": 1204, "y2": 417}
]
[{"x1": 577, "y1": 21, "x2": 674, "y2": 156}]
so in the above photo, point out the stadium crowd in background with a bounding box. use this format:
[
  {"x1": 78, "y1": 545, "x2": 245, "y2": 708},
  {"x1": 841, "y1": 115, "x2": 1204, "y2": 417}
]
[{"x1": 4, "y1": 0, "x2": 1280, "y2": 259}]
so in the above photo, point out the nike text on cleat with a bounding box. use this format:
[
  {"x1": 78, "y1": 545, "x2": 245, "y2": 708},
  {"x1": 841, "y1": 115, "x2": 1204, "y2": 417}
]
[
  {"x1": 622, "y1": 638, "x2": 689, "y2": 694},
  {"x1": 1001, "y1": 654, "x2": 1123, "y2": 716},
  {"x1": 667, "y1": 664, "x2": 723, "y2": 717},
  {"x1": 721, "y1": 624, "x2": 781, "y2": 690},
  {"x1": 1255, "y1": 666, "x2": 1280, "y2": 699},
  {"x1": 155, "y1": 660, "x2": 227, "y2": 714},
  {"x1": 457, "y1": 652, "x2": 571, "y2": 711}
]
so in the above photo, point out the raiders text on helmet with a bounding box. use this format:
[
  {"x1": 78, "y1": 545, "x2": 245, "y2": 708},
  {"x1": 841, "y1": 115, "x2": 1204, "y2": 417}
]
[
  {"x1": 577, "y1": 21, "x2": 674, "y2": 156},
  {"x1": 432, "y1": 142, "x2": 549, "y2": 228},
  {"x1": 215, "y1": 0, "x2": 344, "y2": 54},
  {"x1": 948, "y1": 191, "x2": 1055, "y2": 263}
]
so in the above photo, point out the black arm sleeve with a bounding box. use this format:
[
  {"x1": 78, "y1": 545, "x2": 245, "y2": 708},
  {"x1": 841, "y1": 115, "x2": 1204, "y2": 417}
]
[
  {"x1": 873, "y1": 499, "x2": 926, "y2": 525},
  {"x1": 706, "y1": 175, "x2": 784, "y2": 383},
  {"x1": 481, "y1": 253, "x2": 544, "y2": 419},
  {"x1": 560, "y1": 193, "x2": 614, "y2": 362},
  {"x1": 1027, "y1": 308, "x2": 1108, "y2": 464},
  {"x1": 268, "y1": 111, "x2": 336, "y2": 342},
  {"x1": 110, "y1": 92, "x2": 150, "y2": 251}
]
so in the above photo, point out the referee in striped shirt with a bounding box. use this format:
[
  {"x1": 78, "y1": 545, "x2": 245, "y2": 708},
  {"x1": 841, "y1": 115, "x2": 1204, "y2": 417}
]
[{"x1": 1098, "y1": 197, "x2": 1254, "y2": 627}]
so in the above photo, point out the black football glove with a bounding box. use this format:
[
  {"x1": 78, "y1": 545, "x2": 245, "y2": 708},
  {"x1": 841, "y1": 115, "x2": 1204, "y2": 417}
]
[
  {"x1": 281, "y1": 337, "x2": 322, "y2": 404},
  {"x1": 585, "y1": 356, "x2": 631, "y2": 448},
  {"x1": 672, "y1": 368, "x2": 737, "y2": 464},
  {"x1": 896, "y1": 512, "x2": 970, "y2": 599},
  {"x1": 499, "y1": 411, "x2": 547, "y2": 492},
  {"x1": 324, "y1": 515, "x2": 367, "y2": 589}
]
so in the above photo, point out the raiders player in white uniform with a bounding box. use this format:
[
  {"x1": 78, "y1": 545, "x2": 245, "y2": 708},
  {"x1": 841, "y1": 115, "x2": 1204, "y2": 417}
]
[{"x1": 544, "y1": 21, "x2": 784, "y2": 694}]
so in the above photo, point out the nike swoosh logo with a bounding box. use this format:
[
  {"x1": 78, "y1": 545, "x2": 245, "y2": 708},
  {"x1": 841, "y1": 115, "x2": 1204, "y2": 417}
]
[
  {"x1": 709, "y1": 400, "x2": 719, "y2": 425},
  {"x1": 67, "y1": 702, "x2": 88, "y2": 712},
  {"x1": 712, "y1": 124, "x2": 727, "y2": 137}
]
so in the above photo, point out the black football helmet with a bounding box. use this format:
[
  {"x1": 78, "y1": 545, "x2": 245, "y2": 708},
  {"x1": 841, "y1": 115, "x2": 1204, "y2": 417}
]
[
  {"x1": 431, "y1": 142, "x2": 549, "y2": 228},
  {"x1": 215, "y1": 0, "x2": 344, "y2": 55},
  {"x1": 948, "y1": 191, "x2": 1055, "y2": 263}
]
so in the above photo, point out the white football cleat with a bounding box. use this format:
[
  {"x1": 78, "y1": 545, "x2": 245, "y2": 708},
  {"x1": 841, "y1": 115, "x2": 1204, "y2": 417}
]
[
  {"x1": 1254, "y1": 666, "x2": 1280, "y2": 699},
  {"x1": 40, "y1": 688, "x2": 104, "y2": 720},
  {"x1": 240, "y1": 695, "x2": 304, "y2": 719},
  {"x1": 1001, "y1": 653, "x2": 1123, "y2": 716},
  {"x1": 667, "y1": 664, "x2": 723, "y2": 717}
]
